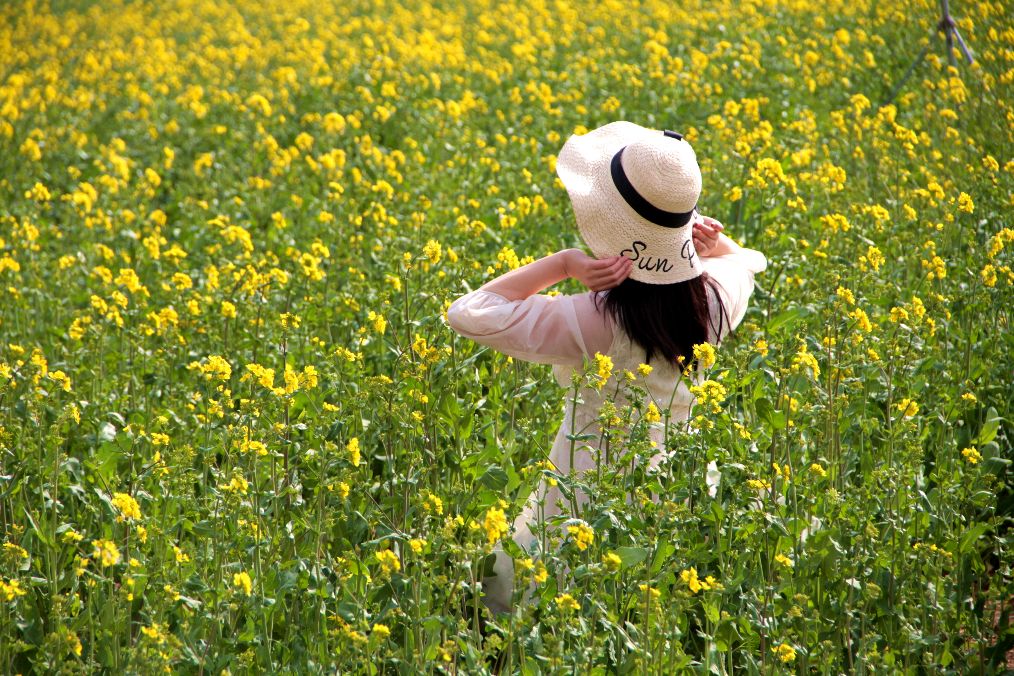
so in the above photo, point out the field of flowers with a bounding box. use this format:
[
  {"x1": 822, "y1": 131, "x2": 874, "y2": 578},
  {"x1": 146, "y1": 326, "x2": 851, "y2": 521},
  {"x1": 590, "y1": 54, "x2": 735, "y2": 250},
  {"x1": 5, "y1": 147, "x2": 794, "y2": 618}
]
[{"x1": 1, "y1": 0, "x2": 1012, "y2": 672}]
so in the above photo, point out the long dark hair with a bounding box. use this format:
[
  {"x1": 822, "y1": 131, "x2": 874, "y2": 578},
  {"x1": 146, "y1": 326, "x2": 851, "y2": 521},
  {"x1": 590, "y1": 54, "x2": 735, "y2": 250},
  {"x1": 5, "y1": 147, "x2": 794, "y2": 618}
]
[{"x1": 594, "y1": 273, "x2": 729, "y2": 366}]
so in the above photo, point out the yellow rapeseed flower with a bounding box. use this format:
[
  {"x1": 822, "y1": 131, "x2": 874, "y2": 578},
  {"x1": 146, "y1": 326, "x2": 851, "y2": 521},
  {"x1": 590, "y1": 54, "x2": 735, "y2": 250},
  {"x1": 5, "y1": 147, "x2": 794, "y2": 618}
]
[
  {"x1": 981, "y1": 264, "x2": 997, "y2": 287},
  {"x1": 593, "y1": 352, "x2": 613, "y2": 389},
  {"x1": 141, "y1": 623, "x2": 168, "y2": 644},
  {"x1": 346, "y1": 437, "x2": 361, "y2": 467},
  {"x1": 688, "y1": 379, "x2": 727, "y2": 414},
  {"x1": 850, "y1": 308, "x2": 873, "y2": 333},
  {"x1": 367, "y1": 311, "x2": 387, "y2": 334},
  {"x1": 602, "y1": 552, "x2": 621, "y2": 572},
  {"x1": 376, "y1": 549, "x2": 400, "y2": 575},
  {"x1": 483, "y1": 507, "x2": 509, "y2": 544},
  {"x1": 693, "y1": 342, "x2": 716, "y2": 369},
  {"x1": 422, "y1": 492, "x2": 443, "y2": 515},
  {"x1": 896, "y1": 398, "x2": 919, "y2": 417},
  {"x1": 681, "y1": 567, "x2": 722, "y2": 593},
  {"x1": 111, "y1": 492, "x2": 141, "y2": 521},
  {"x1": 92, "y1": 539, "x2": 120, "y2": 567},
  {"x1": 567, "y1": 522, "x2": 594, "y2": 551},
  {"x1": 860, "y1": 245, "x2": 885, "y2": 272},
  {"x1": 773, "y1": 643, "x2": 796, "y2": 663},
  {"x1": 791, "y1": 343, "x2": 820, "y2": 379},
  {"x1": 835, "y1": 286, "x2": 855, "y2": 305},
  {"x1": 245, "y1": 363, "x2": 275, "y2": 389},
  {"x1": 62, "y1": 529, "x2": 84, "y2": 544},
  {"x1": 423, "y1": 239, "x2": 442, "y2": 263},
  {"x1": 233, "y1": 571, "x2": 253, "y2": 596},
  {"x1": 555, "y1": 593, "x2": 580, "y2": 612},
  {"x1": 0, "y1": 579, "x2": 28, "y2": 602},
  {"x1": 957, "y1": 192, "x2": 974, "y2": 213},
  {"x1": 644, "y1": 402, "x2": 662, "y2": 424}
]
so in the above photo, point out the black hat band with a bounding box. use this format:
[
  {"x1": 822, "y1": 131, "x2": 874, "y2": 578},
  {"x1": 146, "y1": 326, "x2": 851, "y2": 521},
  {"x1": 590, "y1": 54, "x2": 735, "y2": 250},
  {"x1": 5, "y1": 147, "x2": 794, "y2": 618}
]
[{"x1": 609, "y1": 132, "x2": 694, "y2": 229}]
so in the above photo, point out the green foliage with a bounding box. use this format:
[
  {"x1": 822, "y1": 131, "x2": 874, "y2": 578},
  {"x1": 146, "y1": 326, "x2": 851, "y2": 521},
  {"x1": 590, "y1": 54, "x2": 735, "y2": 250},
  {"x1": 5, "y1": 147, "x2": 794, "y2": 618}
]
[{"x1": 0, "y1": 0, "x2": 1011, "y2": 673}]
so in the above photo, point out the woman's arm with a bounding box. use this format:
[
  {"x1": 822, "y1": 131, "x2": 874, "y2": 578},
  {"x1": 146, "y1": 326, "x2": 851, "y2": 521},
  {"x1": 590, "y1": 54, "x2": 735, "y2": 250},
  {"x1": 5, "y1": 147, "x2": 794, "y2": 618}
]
[
  {"x1": 446, "y1": 249, "x2": 624, "y2": 365},
  {"x1": 478, "y1": 248, "x2": 632, "y2": 301}
]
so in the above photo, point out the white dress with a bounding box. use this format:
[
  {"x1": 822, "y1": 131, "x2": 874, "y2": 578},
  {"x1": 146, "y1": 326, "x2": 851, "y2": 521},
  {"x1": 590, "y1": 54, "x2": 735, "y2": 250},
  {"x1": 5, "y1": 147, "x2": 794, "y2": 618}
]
[{"x1": 446, "y1": 247, "x2": 767, "y2": 612}]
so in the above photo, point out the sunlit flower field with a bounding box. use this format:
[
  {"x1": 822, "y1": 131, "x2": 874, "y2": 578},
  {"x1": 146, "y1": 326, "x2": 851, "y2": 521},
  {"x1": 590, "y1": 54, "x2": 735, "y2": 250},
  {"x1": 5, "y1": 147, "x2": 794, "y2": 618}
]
[{"x1": 1, "y1": 0, "x2": 1012, "y2": 672}]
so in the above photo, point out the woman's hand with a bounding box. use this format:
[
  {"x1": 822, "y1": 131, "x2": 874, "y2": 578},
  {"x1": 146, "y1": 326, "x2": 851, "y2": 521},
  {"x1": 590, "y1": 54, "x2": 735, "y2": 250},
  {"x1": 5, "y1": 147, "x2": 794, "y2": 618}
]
[
  {"x1": 563, "y1": 249, "x2": 633, "y2": 291},
  {"x1": 693, "y1": 214, "x2": 724, "y2": 257}
]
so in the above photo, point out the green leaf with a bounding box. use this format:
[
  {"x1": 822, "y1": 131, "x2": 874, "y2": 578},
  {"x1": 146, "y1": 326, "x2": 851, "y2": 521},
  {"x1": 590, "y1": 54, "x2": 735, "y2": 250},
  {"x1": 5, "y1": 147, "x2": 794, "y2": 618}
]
[
  {"x1": 974, "y1": 407, "x2": 1002, "y2": 445},
  {"x1": 22, "y1": 506, "x2": 52, "y2": 549},
  {"x1": 478, "y1": 465, "x2": 508, "y2": 491},
  {"x1": 957, "y1": 522, "x2": 990, "y2": 554},
  {"x1": 767, "y1": 307, "x2": 807, "y2": 333},
  {"x1": 88, "y1": 441, "x2": 123, "y2": 485},
  {"x1": 755, "y1": 397, "x2": 786, "y2": 431},
  {"x1": 614, "y1": 546, "x2": 649, "y2": 571},
  {"x1": 650, "y1": 541, "x2": 676, "y2": 574}
]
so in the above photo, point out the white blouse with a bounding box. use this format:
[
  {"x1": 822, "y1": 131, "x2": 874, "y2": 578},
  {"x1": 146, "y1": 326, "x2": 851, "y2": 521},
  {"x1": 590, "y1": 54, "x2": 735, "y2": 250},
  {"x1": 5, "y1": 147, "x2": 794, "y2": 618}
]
[{"x1": 446, "y1": 246, "x2": 767, "y2": 613}]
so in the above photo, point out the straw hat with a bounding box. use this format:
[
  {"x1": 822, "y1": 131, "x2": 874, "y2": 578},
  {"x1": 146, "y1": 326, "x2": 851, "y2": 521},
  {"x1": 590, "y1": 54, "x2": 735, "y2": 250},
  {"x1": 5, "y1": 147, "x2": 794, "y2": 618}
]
[{"x1": 556, "y1": 121, "x2": 703, "y2": 284}]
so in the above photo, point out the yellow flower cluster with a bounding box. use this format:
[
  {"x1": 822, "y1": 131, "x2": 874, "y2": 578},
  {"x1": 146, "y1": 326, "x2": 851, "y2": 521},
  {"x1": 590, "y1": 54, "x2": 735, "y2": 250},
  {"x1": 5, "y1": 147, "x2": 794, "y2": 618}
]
[
  {"x1": 422, "y1": 492, "x2": 443, "y2": 516},
  {"x1": 912, "y1": 542, "x2": 953, "y2": 559},
  {"x1": 91, "y1": 539, "x2": 121, "y2": 567},
  {"x1": 0, "y1": 578, "x2": 27, "y2": 602},
  {"x1": 233, "y1": 571, "x2": 253, "y2": 596},
  {"x1": 0, "y1": 0, "x2": 1008, "y2": 667},
  {"x1": 791, "y1": 343, "x2": 820, "y2": 379},
  {"x1": 895, "y1": 398, "x2": 919, "y2": 418},
  {"x1": 111, "y1": 493, "x2": 142, "y2": 522},
  {"x1": 601, "y1": 552, "x2": 622, "y2": 572},
  {"x1": 772, "y1": 643, "x2": 796, "y2": 663},
  {"x1": 680, "y1": 567, "x2": 722, "y2": 594},
  {"x1": 483, "y1": 506, "x2": 509, "y2": 544},
  {"x1": 189, "y1": 355, "x2": 232, "y2": 382},
  {"x1": 566, "y1": 522, "x2": 594, "y2": 551},
  {"x1": 555, "y1": 593, "x2": 580, "y2": 612},
  {"x1": 592, "y1": 351, "x2": 613, "y2": 390},
  {"x1": 688, "y1": 379, "x2": 727, "y2": 414},
  {"x1": 644, "y1": 402, "x2": 662, "y2": 424},
  {"x1": 376, "y1": 549, "x2": 400, "y2": 575},
  {"x1": 692, "y1": 342, "x2": 716, "y2": 369},
  {"x1": 346, "y1": 438, "x2": 361, "y2": 467}
]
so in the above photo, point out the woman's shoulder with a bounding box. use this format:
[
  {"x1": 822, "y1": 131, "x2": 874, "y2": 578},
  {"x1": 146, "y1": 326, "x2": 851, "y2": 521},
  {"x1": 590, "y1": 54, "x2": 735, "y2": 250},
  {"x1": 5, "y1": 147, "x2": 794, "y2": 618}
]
[
  {"x1": 701, "y1": 246, "x2": 767, "y2": 276},
  {"x1": 701, "y1": 247, "x2": 766, "y2": 340},
  {"x1": 700, "y1": 247, "x2": 765, "y2": 303}
]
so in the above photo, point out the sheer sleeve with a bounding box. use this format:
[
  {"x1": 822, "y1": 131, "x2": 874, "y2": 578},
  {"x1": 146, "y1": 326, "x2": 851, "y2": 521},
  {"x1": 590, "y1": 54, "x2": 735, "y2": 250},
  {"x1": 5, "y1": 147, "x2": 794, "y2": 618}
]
[
  {"x1": 446, "y1": 289, "x2": 613, "y2": 366},
  {"x1": 700, "y1": 247, "x2": 767, "y2": 341}
]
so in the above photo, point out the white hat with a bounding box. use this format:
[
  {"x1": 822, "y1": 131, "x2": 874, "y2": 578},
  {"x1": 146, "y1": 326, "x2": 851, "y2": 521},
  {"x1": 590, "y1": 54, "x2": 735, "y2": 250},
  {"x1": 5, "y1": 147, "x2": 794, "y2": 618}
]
[{"x1": 556, "y1": 121, "x2": 703, "y2": 284}]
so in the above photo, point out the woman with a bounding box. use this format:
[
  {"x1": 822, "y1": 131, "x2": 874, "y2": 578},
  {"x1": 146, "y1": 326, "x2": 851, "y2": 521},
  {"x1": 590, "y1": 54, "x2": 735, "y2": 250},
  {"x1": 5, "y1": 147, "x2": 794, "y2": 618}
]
[{"x1": 446, "y1": 121, "x2": 767, "y2": 613}]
